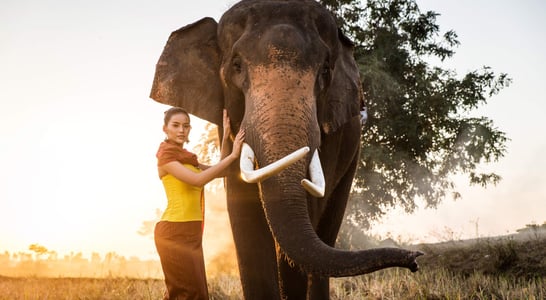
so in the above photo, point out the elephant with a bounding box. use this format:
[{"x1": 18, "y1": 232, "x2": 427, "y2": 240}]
[{"x1": 150, "y1": 0, "x2": 422, "y2": 299}]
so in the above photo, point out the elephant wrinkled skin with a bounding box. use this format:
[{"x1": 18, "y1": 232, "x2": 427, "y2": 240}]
[{"x1": 150, "y1": 0, "x2": 422, "y2": 299}]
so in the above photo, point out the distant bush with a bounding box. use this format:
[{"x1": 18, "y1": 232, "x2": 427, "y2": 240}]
[{"x1": 416, "y1": 235, "x2": 546, "y2": 279}]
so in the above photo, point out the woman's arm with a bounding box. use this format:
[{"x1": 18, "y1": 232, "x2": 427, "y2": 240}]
[
  {"x1": 220, "y1": 109, "x2": 232, "y2": 160},
  {"x1": 198, "y1": 163, "x2": 211, "y2": 170},
  {"x1": 162, "y1": 128, "x2": 245, "y2": 187},
  {"x1": 162, "y1": 154, "x2": 236, "y2": 187}
]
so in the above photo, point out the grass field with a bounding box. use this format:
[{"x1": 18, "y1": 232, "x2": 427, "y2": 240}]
[{"x1": 1, "y1": 235, "x2": 545, "y2": 299}]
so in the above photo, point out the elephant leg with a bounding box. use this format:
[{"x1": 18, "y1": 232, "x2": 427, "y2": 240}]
[
  {"x1": 315, "y1": 156, "x2": 357, "y2": 247},
  {"x1": 277, "y1": 249, "x2": 307, "y2": 299},
  {"x1": 315, "y1": 118, "x2": 361, "y2": 250},
  {"x1": 226, "y1": 178, "x2": 280, "y2": 299},
  {"x1": 307, "y1": 274, "x2": 329, "y2": 300}
]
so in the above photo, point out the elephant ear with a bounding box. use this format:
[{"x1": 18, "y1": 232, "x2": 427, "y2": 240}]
[
  {"x1": 320, "y1": 29, "x2": 364, "y2": 134},
  {"x1": 150, "y1": 17, "x2": 223, "y2": 125}
]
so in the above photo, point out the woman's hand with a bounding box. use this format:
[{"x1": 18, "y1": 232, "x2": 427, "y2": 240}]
[
  {"x1": 223, "y1": 109, "x2": 231, "y2": 141},
  {"x1": 222, "y1": 109, "x2": 245, "y2": 158},
  {"x1": 231, "y1": 129, "x2": 245, "y2": 158}
]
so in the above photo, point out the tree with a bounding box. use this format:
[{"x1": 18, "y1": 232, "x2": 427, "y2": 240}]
[
  {"x1": 28, "y1": 243, "x2": 49, "y2": 260},
  {"x1": 193, "y1": 122, "x2": 221, "y2": 166},
  {"x1": 137, "y1": 208, "x2": 163, "y2": 238},
  {"x1": 320, "y1": 0, "x2": 511, "y2": 229}
]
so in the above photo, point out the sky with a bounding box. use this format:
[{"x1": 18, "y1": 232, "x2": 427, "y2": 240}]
[{"x1": 1, "y1": 0, "x2": 545, "y2": 261}]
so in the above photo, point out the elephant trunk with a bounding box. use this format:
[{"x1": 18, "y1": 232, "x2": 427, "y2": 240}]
[
  {"x1": 242, "y1": 120, "x2": 422, "y2": 277},
  {"x1": 259, "y1": 176, "x2": 422, "y2": 277}
]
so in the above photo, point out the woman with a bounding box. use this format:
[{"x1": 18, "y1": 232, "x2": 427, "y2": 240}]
[{"x1": 154, "y1": 107, "x2": 244, "y2": 300}]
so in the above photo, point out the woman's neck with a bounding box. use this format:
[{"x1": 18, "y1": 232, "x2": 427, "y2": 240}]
[{"x1": 165, "y1": 139, "x2": 184, "y2": 147}]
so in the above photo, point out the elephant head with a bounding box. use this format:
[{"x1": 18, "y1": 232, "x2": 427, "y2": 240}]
[{"x1": 151, "y1": 0, "x2": 421, "y2": 298}]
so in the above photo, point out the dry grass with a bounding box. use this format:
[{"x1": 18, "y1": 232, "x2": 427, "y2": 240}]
[
  {"x1": 2, "y1": 270, "x2": 543, "y2": 299},
  {"x1": 330, "y1": 268, "x2": 545, "y2": 299},
  {"x1": 1, "y1": 235, "x2": 545, "y2": 299},
  {"x1": 0, "y1": 277, "x2": 164, "y2": 300}
]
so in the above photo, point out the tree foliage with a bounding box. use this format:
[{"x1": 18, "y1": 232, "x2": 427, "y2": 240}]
[
  {"x1": 193, "y1": 122, "x2": 221, "y2": 167},
  {"x1": 320, "y1": 0, "x2": 511, "y2": 228}
]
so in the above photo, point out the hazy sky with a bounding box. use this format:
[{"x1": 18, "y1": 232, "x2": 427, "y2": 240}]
[{"x1": 1, "y1": 0, "x2": 545, "y2": 260}]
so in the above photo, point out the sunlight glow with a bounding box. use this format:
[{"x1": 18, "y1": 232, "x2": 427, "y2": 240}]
[{"x1": 1, "y1": 0, "x2": 545, "y2": 271}]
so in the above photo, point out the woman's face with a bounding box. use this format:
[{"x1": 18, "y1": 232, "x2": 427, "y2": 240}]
[{"x1": 163, "y1": 113, "x2": 191, "y2": 145}]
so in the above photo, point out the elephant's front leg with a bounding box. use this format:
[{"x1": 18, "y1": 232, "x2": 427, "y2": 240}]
[
  {"x1": 226, "y1": 177, "x2": 280, "y2": 299},
  {"x1": 277, "y1": 250, "x2": 308, "y2": 299}
]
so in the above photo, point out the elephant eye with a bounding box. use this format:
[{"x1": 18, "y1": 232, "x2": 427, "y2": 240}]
[
  {"x1": 321, "y1": 63, "x2": 330, "y2": 75},
  {"x1": 321, "y1": 55, "x2": 332, "y2": 75},
  {"x1": 232, "y1": 57, "x2": 242, "y2": 74},
  {"x1": 319, "y1": 61, "x2": 331, "y2": 89}
]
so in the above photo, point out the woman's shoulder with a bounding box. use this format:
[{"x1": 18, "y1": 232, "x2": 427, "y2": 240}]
[
  {"x1": 156, "y1": 141, "x2": 181, "y2": 163},
  {"x1": 157, "y1": 140, "x2": 176, "y2": 155}
]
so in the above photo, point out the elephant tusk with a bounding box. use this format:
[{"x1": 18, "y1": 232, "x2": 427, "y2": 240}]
[
  {"x1": 301, "y1": 150, "x2": 325, "y2": 198},
  {"x1": 240, "y1": 143, "x2": 310, "y2": 183},
  {"x1": 360, "y1": 107, "x2": 368, "y2": 125}
]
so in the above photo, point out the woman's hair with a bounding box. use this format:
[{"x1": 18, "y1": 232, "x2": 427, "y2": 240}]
[{"x1": 164, "y1": 107, "x2": 190, "y2": 126}]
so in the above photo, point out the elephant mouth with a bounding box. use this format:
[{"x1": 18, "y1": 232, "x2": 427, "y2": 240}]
[{"x1": 239, "y1": 143, "x2": 325, "y2": 197}]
